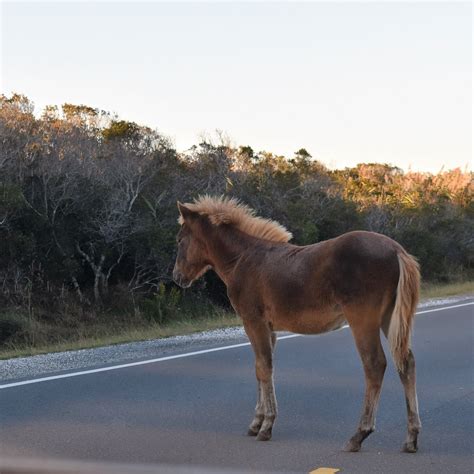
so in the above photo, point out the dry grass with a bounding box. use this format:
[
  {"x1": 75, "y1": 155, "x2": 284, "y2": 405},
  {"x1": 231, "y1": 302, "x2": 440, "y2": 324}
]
[
  {"x1": 0, "y1": 313, "x2": 241, "y2": 360},
  {"x1": 421, "y1": 281, "x2": 473, "y2": 299}
]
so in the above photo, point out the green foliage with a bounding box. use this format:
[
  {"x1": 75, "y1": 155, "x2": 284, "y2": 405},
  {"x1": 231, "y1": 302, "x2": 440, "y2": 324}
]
[
  {"x1": 0, "y1": 311, "x2": 39, "y2": 346},
  {"x1": 0, "y1": 312, "x2": 27, "y2": 344},
  {"x1": 62, "y1": 103, "x2": 98, "y2": 121},
  {"x1": 239, "y1": 145, "x2": 254, "y2": 158},
  {"x1": 294, "y1": 148, "x2": 312, "y2": 159},
  {"x1": 0, "y1": 182, "x2": 23, "y2": 209},
  {"x1": 102, "y1": 120, "x2": 140, "y2": 142},
  {"x1": 142, "y1": 283, "x2": 181, "y2": 325}
]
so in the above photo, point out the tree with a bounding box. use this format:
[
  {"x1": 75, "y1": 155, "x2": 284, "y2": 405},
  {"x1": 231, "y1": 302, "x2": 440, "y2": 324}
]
[{"x1": 294, "y1": 148, "x2": 311, "y2": 159}]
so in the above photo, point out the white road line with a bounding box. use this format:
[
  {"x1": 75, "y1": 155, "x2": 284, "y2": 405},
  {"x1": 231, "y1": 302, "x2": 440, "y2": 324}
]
[
  {"x1": 416, "y1": 302, "x2": 473, "y2": 314},
  {"x1": 0, "y1": 302, "x2": 472, "y2": 390},
  {"x1": 0, "y1": 335, "x2": 299, "y2": 390}
]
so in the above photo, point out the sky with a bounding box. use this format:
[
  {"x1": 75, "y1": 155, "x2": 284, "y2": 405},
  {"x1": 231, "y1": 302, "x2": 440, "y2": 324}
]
[{"x1": 1, "y1": 1, "x2": 472, "y2": 172}]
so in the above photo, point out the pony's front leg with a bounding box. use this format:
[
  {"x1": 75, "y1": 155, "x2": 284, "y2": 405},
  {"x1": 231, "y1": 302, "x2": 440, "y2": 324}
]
[
  {"x1": 244, "y1": 320, "x2": 277, "y2": 441},
  {"x1": 247, "y1": 381, "x2": 264, "y2": 436},
  {"x1": 248, "y1": 332, "x2": 277, "y2": 437}
]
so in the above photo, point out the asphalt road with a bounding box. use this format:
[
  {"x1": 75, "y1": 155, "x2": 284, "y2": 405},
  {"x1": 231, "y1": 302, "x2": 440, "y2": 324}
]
[{"x1": 1, "y1": 301, "x2": 473, "y2": 473}]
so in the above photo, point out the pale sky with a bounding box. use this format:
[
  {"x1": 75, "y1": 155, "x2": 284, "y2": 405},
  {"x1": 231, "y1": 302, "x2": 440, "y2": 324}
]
[{"x1": 1, "y1": 1, "x2": 472, "y2": 172}]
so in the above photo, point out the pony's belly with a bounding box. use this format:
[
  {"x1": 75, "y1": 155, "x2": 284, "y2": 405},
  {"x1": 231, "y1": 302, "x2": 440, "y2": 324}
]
[{"x1": 270, "y1": 307, "x2": 346, "y2": 335}]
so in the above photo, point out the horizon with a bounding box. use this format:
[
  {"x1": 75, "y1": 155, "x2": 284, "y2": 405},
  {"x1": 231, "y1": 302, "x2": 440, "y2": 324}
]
[{"x1": 1, "y1": 1, "x2": 472, "y2": 173}]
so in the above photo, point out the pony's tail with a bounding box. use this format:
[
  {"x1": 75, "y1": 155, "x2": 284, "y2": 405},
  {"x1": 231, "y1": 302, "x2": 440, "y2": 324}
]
[{"x1": 388, "y1": 250, "x2": 420, "y2": 372}]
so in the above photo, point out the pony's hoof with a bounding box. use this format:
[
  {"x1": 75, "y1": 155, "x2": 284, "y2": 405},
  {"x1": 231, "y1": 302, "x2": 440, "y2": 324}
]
[
  {"x1": 256, "y1": 430, "x2": 272, "y2": 441},
  {"x1": 402, "y1": 441, "x2": 418, "y2": 453},
  {"x1": 247, "y1": 428, "x2": 259, "y2": 436},
  {"x1": 344, "y1": 440, "x2": 361, "y2": 452}
]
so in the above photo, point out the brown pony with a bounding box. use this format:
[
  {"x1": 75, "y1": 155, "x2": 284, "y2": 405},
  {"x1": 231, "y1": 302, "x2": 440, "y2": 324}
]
[{"x1": 173, "y1": 196, "x2": 421, "y2": 453}]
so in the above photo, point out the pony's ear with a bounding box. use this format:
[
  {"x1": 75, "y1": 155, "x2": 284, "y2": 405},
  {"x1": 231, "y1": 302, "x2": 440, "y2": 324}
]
[{"x1": 177, "y1": 201, "x2": 195, "y2": 220}]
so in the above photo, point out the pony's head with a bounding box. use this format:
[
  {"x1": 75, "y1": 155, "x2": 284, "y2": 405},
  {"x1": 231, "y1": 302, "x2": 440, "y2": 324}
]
[
  {"x1": 172, "y1": 202, "x2": 211, "y2": 288},
  {"x1": 173, "y1": 196, "x2": 292, "y2": 288}
]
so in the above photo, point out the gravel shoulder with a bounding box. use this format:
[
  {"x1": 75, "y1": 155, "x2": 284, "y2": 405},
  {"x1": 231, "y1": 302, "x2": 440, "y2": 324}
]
[{"x1": 1, "y1": 294, "x2": 472, "y2": 383}]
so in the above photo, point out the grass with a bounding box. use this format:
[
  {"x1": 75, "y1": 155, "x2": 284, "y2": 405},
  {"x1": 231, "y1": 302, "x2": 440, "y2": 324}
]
[
  {"x1": 420, "y1": 280, "x2": 474, "y2": 299},
  {"x1": 0, "y1": 311, "x2": 241, "y2": 360},
  {"x1": 1, "y1": 281, "x2": 472, "y2": 360}
]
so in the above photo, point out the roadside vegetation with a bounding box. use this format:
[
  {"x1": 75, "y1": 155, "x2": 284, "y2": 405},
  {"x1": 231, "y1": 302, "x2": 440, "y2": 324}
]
[
  {"x1": 1, "y1": 93, "x2": 472, "y2": 359},
  {"x1": 0, "y1": 283, "x2": 471, "y2": 360},
  {"x1": 420, "y1": 281, "x2": 474, "y2": 300}
]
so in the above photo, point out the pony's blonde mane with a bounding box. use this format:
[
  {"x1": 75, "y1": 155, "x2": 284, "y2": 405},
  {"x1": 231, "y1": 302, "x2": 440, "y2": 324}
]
[{"x1": 179, "y1": 195, "x2": 292, "y2": 243}]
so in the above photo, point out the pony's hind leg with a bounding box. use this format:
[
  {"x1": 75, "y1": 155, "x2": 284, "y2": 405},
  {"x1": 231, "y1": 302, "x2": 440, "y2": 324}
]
[
  {"x1": 345, "y1": 325, "x2": 387, "y2": 452},
  {"x1": 397, "y1": 349, "x2": 421, "y2": 452},
  {"x1": 381, "y1": 317, "x2": 421, "y2": 453},
  {"x1": 244, "y1": 320, "x2": 277, "y2": 441}
]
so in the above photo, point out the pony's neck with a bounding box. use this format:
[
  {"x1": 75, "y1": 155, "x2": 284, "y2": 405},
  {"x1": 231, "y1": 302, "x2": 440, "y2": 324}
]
[{"x1": 205, "y1": 225, "x2": 256, "y2": 286}]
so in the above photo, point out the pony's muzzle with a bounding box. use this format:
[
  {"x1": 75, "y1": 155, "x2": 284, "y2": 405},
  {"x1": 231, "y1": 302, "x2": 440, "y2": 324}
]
[{"x1": 172, "y1": 268, "x2": 192, "y2": 288}]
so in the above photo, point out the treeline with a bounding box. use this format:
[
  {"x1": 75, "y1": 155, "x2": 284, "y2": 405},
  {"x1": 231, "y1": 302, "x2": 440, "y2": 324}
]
[{"x1": 0, "y1": 93, "x2": 472, "y2": 336}]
